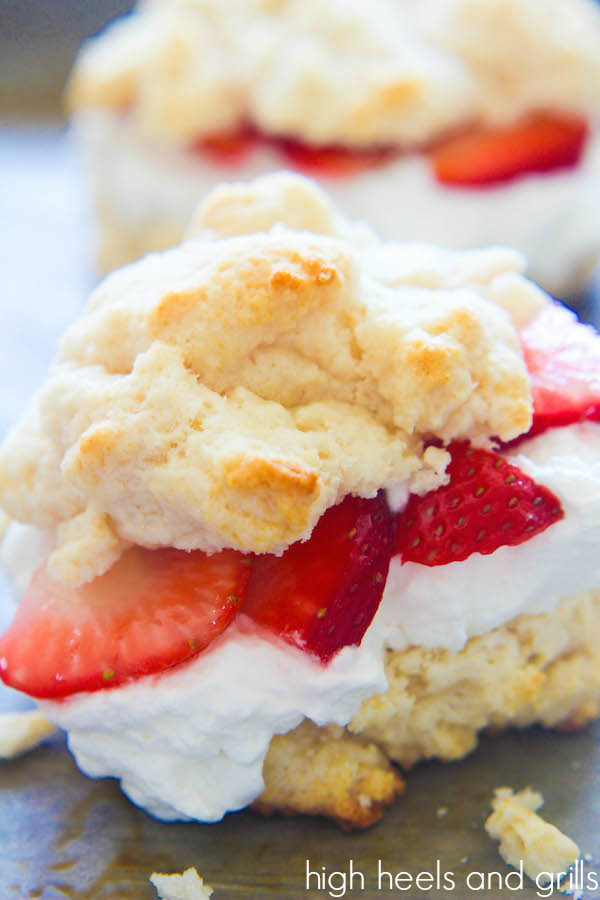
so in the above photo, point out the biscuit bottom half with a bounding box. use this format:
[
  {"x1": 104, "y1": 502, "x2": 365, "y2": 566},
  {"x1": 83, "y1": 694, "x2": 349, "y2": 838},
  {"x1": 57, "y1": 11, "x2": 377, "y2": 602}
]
[{"x1": 255, "y1": 590, "x2": 600, "y2": 829}]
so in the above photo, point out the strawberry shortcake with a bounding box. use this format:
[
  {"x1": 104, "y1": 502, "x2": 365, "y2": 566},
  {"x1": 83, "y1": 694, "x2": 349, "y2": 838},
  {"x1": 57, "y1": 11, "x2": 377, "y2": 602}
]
[
  {"x1": 67, "y1": 0, "x2": 600, "y2": 296},
  {"x1": 0, "y1": 174, "x2": 599, "y2": 828}
]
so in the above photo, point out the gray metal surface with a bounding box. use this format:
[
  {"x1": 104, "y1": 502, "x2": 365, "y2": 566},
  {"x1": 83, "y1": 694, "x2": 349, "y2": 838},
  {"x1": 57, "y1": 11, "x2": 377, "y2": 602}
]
[{"x1": 0, "y1": 723, "x2": 599, "y2": 899}]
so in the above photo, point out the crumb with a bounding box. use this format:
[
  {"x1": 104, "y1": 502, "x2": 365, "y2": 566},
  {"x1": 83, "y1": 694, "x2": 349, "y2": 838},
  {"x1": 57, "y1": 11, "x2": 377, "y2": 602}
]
[
  {"x1": 436, "y1": 806, "x2": 448, "y2": 817},
  {"x1": 485, "y1": 787, "x2": 580, "y2": 884},
  {"x1": 0, "y1": 711, "x2": 57, "y2": 759},
  {"x1": 150, "y1": 867, "x2": 213, "y2": 900},
  {"x1": 460, "y1": 857, "x2": 469, "y2": 864},
  {"x1": 560, "y1": 885, "x2": 583, "y2": 899}
]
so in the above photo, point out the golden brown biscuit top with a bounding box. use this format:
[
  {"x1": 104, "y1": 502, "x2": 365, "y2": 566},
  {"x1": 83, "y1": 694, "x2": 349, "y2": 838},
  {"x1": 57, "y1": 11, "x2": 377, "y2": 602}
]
[
  {"x1": 0, "y1": 174, "x2": 535, "y2": 584},
  {"x1": 68, "y1": 0, "x2": 600, "y2": 147}
]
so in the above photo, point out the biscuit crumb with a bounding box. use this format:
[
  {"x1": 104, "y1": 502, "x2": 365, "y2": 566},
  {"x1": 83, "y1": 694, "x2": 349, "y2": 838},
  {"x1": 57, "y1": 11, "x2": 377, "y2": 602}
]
[
  {"x1": 150, "y1": 867, "x2": 213, "y2": 900},
  {"x1": 0, "y1": 710, "x2": 57, "y2": 759},
  {"x1": 485, "y1": 787, "x2": 580, "y2": 884}
]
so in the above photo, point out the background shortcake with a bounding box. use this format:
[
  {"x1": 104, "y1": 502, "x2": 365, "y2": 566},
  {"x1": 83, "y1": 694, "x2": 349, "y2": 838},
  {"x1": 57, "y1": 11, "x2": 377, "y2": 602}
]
[{"x1": 67, "y1": 0, "x2": 600, "y2": 297}]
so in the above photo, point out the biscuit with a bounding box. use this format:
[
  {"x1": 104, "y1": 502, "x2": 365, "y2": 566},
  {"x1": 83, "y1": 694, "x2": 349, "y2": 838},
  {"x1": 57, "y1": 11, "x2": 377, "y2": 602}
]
[
  {"x1": 485, "y1": 787, "x2": 580, "y2": 884},
  {"x1": 0, "y1": 711, "x2": 57, "y2": 759},
  {"x1": 150, "y1": 868, "x2": 213, "y2": 900},
  {"x1": 0, "y1": 176, "x2": 532, "y2": 584},
  {"x1": 68, "y1": 0, "x2": 600, "y2": 146}
]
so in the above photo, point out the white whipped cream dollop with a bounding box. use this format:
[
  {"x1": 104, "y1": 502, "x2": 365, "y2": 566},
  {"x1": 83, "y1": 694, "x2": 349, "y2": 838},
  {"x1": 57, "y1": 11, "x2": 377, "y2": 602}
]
[
  {"x1": 40, "y1": 624, "x2": 386, "y2": 822},
  {"x1": 78, "y1": 110, "x2": 600, "y2": 294},
  {"x1": 3, "y1": 421, "x2": 598, "y2": 823}
]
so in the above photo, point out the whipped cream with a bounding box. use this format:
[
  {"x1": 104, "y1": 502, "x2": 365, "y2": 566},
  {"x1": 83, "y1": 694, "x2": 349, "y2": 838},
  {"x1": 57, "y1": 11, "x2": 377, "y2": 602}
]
[
  {"x1": 15, "y1": 421, "x2": 596, "y2": 822},
  {"x1": 40, "y1": 624, "x2": 386, "y2": 821},
  {"x1": 78, "y1": 110, "x2": 600, "y2": 294}
]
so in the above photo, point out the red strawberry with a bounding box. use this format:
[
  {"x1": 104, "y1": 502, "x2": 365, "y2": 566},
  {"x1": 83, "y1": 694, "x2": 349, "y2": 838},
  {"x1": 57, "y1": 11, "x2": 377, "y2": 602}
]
[
  {"x1": 520, "y1": 303, "x2": 600, "y2": 440},
  {"x1": 189, "y1": 129, "x2": 256, "y2": 164},
  {"x1": 242, "y1": 493, "x2": 394, "y2": 663},
  {"x1": 395, "y1": 443, "x2": 563, "y2": 566},
  {"x1": 278, "y1": 138, "x2": 396, "y2": 177},
  {"x1": 0, "y1": 547, "x2": 251, "y2": 699},
  {"x1": 431, "y1": 113, "x2": 588, "y2": 187}
]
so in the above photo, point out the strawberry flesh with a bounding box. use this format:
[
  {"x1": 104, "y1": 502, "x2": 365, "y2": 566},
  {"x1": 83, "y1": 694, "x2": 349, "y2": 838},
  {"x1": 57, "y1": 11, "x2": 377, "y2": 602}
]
[
  {"x1": 188, "y1": 125, "x2": 396, "y2": 176},
  {"x1": 242, "y1": 493, "x2": 394, "y2": 662},
  {"x1": 189, "y1": 129, "x2": 257, "y2": 165},
  {"x1": 395, "y1": 443, "x2": 564, "y2": 566},
  {"x1": 519, "y1": 303, "x2": 600, "y2": 440},
  {"x1": 278, "y1": 138, "x2": 397, "y2": 177},
  {"x1": 431, "y1": 113, "x2": 588, "y2": 187},
  {"x1": 0, "y1": 546, "x2": 251, "y2": 699}
]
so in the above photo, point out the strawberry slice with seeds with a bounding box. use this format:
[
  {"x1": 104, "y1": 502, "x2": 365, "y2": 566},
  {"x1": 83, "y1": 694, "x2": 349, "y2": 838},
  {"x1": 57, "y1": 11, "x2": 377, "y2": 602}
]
[
  {"x1": 242, "y1": 493, "x2": 394, "y2": 663},
  {"x1": 431, "y1": 113, "x2": 588, "y2": 187},
  {"x1": 395, "y1": 443, "x2": 564, "y2": 566},
  {"x1": 0, "y1": 546, "x2": 251, "y2": 699},
  {"x1": 519, "y1": 303, "x2": 600, "y2": 440}
]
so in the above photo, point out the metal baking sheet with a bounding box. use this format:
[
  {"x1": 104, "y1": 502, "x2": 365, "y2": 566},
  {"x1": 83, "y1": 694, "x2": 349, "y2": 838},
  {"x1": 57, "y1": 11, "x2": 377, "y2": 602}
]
[
  {"x1": 1, "y1": 698, "x2": 599, "y2": 899},
  {"x1": 1, "y1": 127, "x2": 599, "y2": 900}
]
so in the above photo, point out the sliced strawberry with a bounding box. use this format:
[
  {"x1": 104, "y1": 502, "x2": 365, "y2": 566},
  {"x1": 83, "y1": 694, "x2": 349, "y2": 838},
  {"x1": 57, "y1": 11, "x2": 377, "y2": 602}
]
[
  {"x1": 189, "y1": 129, "x2": 257, "y2": 164},
  {"x1": 395, "y1": 443, "x2": 563, "y2": 566},
  {"x1": 519, "y1": 303, "x2": 600, "y2": 440},
  {"x1": 0, "y1": 547, "x2": 251, "y2": 699},
  {"x1": 242, "y1": 493, "x2": 394, "y2": 663},
  {"x1": 278, "y1": 138, "x2": 397, "y2": 177},
  {"x1": 431, "y1": 113, "x2": 588, "y2": 187}
]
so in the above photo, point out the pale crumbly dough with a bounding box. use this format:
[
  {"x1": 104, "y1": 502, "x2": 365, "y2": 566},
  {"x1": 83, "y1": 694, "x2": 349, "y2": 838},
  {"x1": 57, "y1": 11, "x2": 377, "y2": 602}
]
[
  {"x1": 257, "y1": 590, "x2": 600, "y2": 828},
  {"x1": 485, "y1": 787, "x2": 580, "y2": 884},
  {"x1": 66, "y1": 0, "x2": 600, "y2": 147},
  {"x1": 255, "y1": 720, "x2": 404, "y2": 830},
  {"x1": 186, "y1": 170, "x2": 365, "y2": 244},
  {"x1": 190, "y1": 173, "x2": 547, "y2": 328},
  {"x1": 0, "y1": 175, "x2": 532, "y2": 585},
  {"x1": 150, "y1": 868, "x2": 213, "y2": 900},
  {"x1": 432, "y1": 0, "x2": 600, "y2": 126},
  {"x1": 95, "y1": 171, "x2": 551, "y2": 317},
  {"x1": 0, "y1": 710, "x2": 57, "y2": 759}
]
